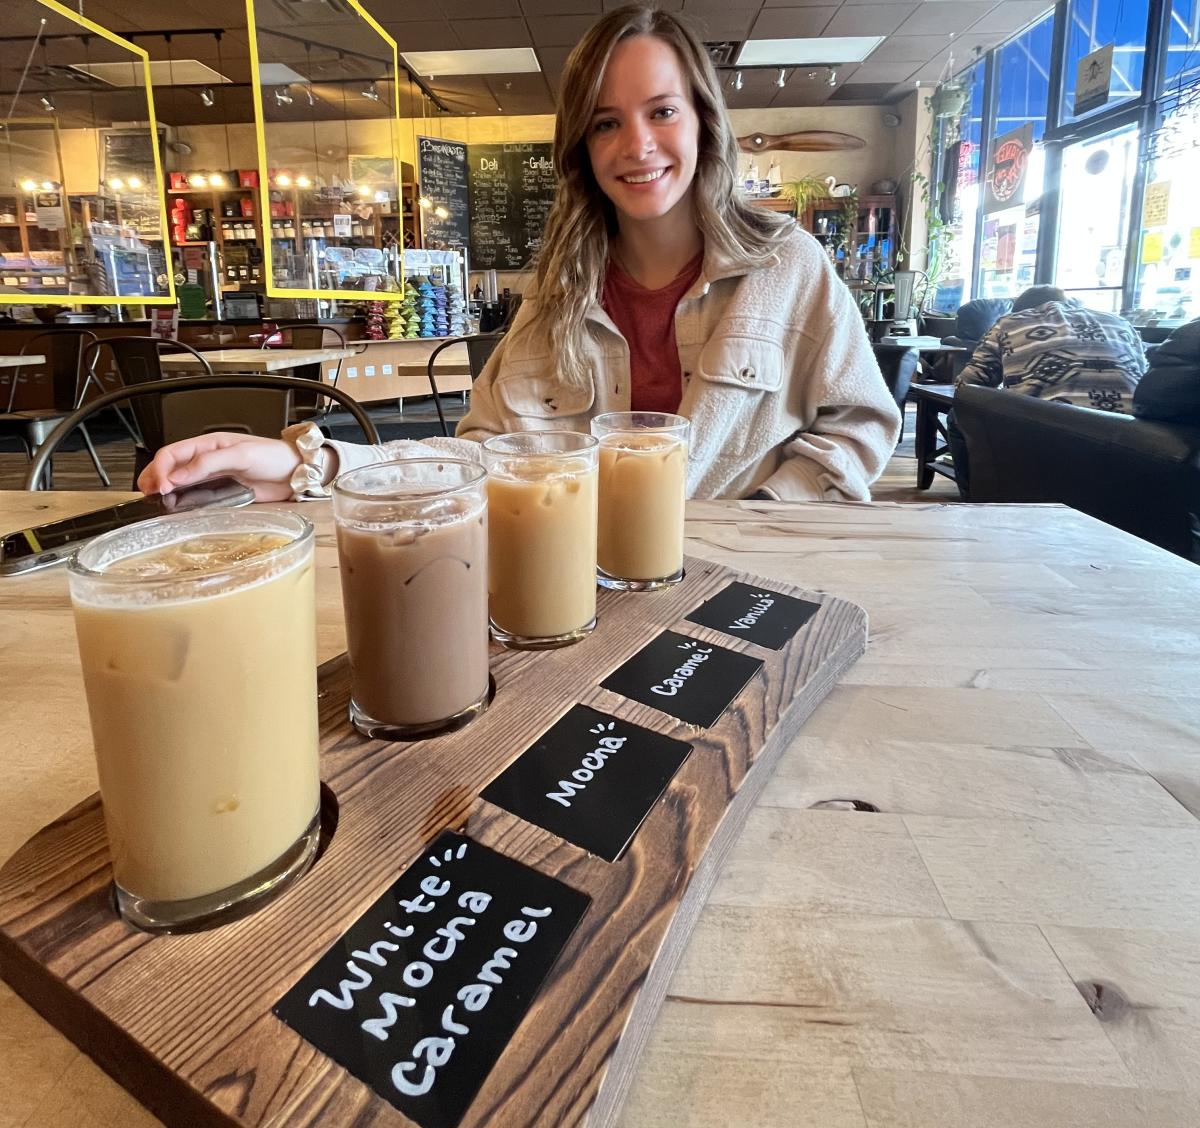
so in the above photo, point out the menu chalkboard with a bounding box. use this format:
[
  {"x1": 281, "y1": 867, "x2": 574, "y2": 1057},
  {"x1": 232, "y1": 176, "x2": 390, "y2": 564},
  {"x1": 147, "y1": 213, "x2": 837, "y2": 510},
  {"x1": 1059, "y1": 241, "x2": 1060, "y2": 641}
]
[
  {"x1": 468, "y1": 142, "x2": 556, "y2": 271},
  {"x1": 417, "y1": 136, "x2": 470, "y2": 251}
]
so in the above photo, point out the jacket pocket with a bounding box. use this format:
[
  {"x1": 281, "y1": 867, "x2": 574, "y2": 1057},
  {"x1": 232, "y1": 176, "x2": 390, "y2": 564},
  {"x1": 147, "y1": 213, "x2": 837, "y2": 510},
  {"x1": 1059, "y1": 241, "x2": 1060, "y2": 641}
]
[
  {"x1": 696, "y1": 336, "x2": 785, "y2": 393},
  {"x1": 495, "y1": 368, "x2": 595, "y2": 424}
]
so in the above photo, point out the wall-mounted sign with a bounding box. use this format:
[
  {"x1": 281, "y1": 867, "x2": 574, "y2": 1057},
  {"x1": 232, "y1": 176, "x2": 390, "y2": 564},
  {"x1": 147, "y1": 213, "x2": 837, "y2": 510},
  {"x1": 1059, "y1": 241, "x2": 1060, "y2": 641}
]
[
  {"x1": 274, "y1": 831, "x2": 589, "y2": 1128},
  {"x1": 1075, "y1": 43, "x2": 1114, "y2": 116},
  {"x1": 685, "y1": 582, "x2": 820, "y2": 650},
  {"x1": 600, "y1": 630, "x2": 763, "y2": 728},
  {"x1": 984, "y1": 123, "x2": 1033, "y2": 215},
  {"x1": 1143, "y1": 180, "x2": 1171, "y2": 227},
  {"x1": 481, "y1": 704, "x2": 692, "y2": 861},
  {"x1": 417, "y1": 136, "x2": 470, "y2": 250}
]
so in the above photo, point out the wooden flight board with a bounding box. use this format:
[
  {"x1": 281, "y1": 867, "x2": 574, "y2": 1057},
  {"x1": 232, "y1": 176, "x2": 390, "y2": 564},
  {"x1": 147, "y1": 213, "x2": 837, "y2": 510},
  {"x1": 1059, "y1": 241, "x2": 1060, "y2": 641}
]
[{"x1": 0, "y1": 556, "x2": 867, "y2": 1127}]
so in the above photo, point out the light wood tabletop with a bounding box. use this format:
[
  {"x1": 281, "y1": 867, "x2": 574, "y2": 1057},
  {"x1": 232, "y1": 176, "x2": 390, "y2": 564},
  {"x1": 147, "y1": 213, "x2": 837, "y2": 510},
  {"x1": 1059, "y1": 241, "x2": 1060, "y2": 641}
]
[
  {"x1": 1, "y1": 494, "x2": 1199, "y2": 1127},
  {"x1": 158, "y1": 347, "x2": 357, "y2": 374},
  {"x1": 0, "y1": 354, "x2": 45, "y2": 369}
]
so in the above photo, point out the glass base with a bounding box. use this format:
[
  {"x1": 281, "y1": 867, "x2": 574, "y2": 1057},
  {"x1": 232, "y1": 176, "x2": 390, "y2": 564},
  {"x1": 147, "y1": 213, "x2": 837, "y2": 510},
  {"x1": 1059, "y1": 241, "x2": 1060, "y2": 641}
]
[
  {"x1": 597, "y1": 566, "x2": 684, "y2": 592},
  {"x1": 490, "y1": 615, "x2": 597, "y2": 650},
  {"x1": 349, "y1": 676, "x2": 494, "y2": 741},
  {"x1": 113, "y1": 808, "x2": 320, "y2": 934}
]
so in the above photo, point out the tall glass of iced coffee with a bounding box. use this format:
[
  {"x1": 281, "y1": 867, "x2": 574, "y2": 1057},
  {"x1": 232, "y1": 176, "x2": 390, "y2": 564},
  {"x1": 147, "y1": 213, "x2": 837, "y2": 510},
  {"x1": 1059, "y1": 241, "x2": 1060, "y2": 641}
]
[
  {"x1": 67, "y1": 509, "x2": 320, "y2": 933},
  {"x1": 591, "y1": 411, "x2": 690, "y2": 590},
  {"x1": 481, "y1": 430, "x2": 599, "y2": 649},
  {"x1": 333, "y1": 459, "x2": 490, "y2": 740}
]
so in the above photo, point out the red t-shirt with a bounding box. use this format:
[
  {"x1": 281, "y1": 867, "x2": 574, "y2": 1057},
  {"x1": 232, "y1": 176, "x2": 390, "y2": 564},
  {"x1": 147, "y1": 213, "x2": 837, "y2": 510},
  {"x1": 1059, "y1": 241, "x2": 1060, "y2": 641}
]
[{"x1": 601, "y1": 251, "x2": 703, "y2": 413}]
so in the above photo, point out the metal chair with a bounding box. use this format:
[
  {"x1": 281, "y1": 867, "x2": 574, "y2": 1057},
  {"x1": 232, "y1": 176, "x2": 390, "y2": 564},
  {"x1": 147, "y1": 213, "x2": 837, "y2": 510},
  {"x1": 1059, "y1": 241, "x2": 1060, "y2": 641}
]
[
  {"x1": 261, "y1": 322, "x2": 362, "y2": 423},
  {"x1": 0, "y1": 328, "x2": 110, "y2": 488},
  {"x1": 82, "y1": 335, "x2": 216, "y2": 456},
  {"x1": 425, "y1": 332, "x2": 505, "y2": 437},
  {"x1": 23, "y1": 374, "x2": 380, "y2": 491}
]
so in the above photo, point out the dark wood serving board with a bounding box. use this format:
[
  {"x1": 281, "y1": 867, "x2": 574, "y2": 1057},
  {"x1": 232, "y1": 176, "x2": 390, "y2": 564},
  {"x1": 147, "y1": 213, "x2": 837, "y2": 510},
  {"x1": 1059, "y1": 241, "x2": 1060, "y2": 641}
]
[{"x1": 0, "y1": 555, "x2": 867, "y2": 1127}]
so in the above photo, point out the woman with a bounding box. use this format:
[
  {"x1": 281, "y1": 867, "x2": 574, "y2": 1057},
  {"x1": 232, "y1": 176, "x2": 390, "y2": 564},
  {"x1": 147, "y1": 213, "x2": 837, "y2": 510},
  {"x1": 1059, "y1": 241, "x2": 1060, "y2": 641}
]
[{"x1": 139, "y1": 5, "x2": 899, "y2": 503}]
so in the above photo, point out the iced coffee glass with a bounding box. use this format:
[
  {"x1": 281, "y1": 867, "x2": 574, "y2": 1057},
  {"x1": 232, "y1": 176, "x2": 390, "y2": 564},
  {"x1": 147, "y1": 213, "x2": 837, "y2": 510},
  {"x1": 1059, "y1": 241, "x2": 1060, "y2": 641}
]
[
  {"x1": 592, "y1": 411, "x2": 690, "y2": 590},
  {"x1": 67, "y1": 509, "x2": 320, "y2": 933},
  {"x1": 333, "y1": 459, "x2": 490, "y2": 740},
  {"x1": 481, "y1": 430, "x2": 599, "y2": 649}
]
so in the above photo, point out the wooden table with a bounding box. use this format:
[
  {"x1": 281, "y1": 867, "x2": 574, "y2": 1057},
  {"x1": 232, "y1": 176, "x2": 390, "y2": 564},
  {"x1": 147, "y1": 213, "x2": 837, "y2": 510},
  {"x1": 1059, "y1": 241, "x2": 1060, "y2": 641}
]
[
  {"x1": 2, "y1": 494, "x2": 1199, "y2": 1127},
  {"x1": 158, "y1": 347, "x2": 356, "y2": 375},
  {"x1": 908, "y1": 382, "x2": 956, "y2": 489}
]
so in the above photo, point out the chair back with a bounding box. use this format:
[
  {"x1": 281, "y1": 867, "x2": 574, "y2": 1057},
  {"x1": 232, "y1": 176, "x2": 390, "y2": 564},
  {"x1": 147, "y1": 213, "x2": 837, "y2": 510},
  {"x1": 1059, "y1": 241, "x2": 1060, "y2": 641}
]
[
  {"x1": 6, "y1": 328, "x2": 98, "y2": 413},
  {"x1": 161, "y1": 388, "x2": 290, "y2": 446},
  {"x1": 85, "y1": 336, "x2": 214, "y2": 453},
  {"x1": 263, "y1": 323, "x2": 349, "y2": 411},
  {"x1": 23, "y1": 374, "x2": 380, "y2": 490},
  {"x1": 874, "y1": 346, "x2": 920, "y2": 412},
  {"x1": 425, "y1": 332, "x2": 506, "y2": 436}
]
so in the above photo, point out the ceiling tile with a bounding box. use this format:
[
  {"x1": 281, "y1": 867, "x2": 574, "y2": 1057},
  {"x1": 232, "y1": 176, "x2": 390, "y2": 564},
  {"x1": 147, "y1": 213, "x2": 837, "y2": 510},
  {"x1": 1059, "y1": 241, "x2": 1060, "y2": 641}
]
[
  {"x1": 683, "y1": 9, "x2": 760, "y2": 39},
  {"x1": 683, "y1": 0, "x2": 761, "y2": 11},
  {"x1": 892, "y1": 2, "x2": 999, "y2": 35},
  {"x1": 529, "y1": 13, "x2": 601, "y2": 45},
  {"x1": 853, "y1": 57, "x2": 928, "y2": 83},
  {"x1": 450, "y1": 18, "x2": 533, "y2": 49},
  {"x1": 749, "y1": 7, "x2": 838, "y2": 37},
  {"x1": 520, "y1": 0, "x2": 602, "y2": 14},
  {"x1": 535, "y1": 46, "x2": 575, "y2": 72},
  {"x1": 439, "y1": 0, "x2": 523, "y2": 15},
  {"x1": 823, "y1": 4, "x2": 919, "y2": 36},
  {"x1": 866, "y1": 35, "x2": 941, "y2": 62},
  {"x1": 386, "y1": 22, "x2": 463, "y2": 53},
  {"x1": 968, "y1": 0, "x2": 1054, "y2": 32}
]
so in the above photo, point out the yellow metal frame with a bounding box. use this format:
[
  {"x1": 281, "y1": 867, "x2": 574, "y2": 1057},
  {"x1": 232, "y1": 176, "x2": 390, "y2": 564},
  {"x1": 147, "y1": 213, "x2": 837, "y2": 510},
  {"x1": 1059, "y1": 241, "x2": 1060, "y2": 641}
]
[
  {"x1": 246, "y1": 0, "x2": 405, "y2": 302},
  {"x1": 6, "y1": 0, "x2": 177, "y2": 306}
]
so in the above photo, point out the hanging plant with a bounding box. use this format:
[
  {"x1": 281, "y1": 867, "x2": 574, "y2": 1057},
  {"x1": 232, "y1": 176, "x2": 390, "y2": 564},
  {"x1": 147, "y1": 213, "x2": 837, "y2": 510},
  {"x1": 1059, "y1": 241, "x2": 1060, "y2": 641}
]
[{"x1": 780, "y1": 174, "x2": 831, "y2": 213}]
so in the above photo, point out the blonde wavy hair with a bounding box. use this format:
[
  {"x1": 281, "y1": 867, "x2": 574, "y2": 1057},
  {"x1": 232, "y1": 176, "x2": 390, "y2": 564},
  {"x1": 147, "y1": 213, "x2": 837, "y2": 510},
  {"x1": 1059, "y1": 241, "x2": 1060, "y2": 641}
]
[{"x1": 515, "y1": 4, "x2": 793, "y2": 388}]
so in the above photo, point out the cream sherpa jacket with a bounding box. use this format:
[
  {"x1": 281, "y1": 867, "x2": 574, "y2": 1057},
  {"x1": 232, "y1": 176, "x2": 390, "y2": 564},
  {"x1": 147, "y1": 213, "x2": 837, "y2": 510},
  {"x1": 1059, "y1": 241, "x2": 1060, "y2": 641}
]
[{"x1": 330, "y1": 228, "x2": 901, "y2": 500}]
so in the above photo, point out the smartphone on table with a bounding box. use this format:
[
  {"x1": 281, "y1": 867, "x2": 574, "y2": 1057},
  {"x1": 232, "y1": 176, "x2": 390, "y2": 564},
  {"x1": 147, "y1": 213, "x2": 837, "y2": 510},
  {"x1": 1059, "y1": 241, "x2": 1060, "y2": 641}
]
[{"x1": 0, "y1": 477, "x2": 256, "y2": 576}]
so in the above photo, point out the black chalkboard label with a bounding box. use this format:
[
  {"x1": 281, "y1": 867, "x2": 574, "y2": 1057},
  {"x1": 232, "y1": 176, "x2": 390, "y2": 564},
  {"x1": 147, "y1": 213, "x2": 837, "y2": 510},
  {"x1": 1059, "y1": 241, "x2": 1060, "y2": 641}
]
[
  {"x1": 481, "y1": 704, "x2": 692, "y2": 862},
  {"x1": 686, "y1": 582, "x2": 820, "y2": 650},
  {"x1": 273, "y1": 832, "x2": 589, "y2": 1128},
  {"x1": 600, "y1": 630, "x2": 763, "y2": 728}
]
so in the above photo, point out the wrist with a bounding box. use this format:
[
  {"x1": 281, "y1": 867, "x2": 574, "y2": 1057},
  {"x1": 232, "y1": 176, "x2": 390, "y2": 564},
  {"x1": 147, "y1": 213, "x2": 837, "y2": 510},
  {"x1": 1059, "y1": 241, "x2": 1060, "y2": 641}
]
[{"x1": 281, "y1": 422, "x2": 333, "y2": 500}]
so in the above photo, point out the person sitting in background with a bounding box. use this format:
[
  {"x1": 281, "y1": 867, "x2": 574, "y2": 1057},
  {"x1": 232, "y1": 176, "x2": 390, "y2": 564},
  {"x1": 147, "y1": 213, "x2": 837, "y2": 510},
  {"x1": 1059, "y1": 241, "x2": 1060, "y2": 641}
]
[
  {"x1": 947, "y1": 286, "x2": 1147, "y2": 499},
  {"x1": 1132, "y1": 317, "x2": 1200, "y2": 425},
  {"x1": 956, "y1": 285, "x2": 1146, "y2": 412}
]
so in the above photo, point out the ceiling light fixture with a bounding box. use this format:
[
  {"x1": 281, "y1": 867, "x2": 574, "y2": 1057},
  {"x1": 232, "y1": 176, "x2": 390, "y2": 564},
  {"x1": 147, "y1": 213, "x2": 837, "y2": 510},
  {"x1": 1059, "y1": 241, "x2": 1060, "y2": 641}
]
[
  {"x1": 207, "y1": 172, "x2": 225, "y2": 187},
  {"x1": 274, "y1": 85, "x2": 293, "y2": 106},
  {"x1": 199, "y1": 86, "x2": 214, "y2": 107},
  {"x1": 418, "y1": 196, "x2": 432, "y2": 210},
  {"x1": 400, "y1": 47, "x2": 540, "y2": 77},
  {"x1": 295, "y1": 174, "x2": 311, "y2": 188},
  {"x1": 305, "y1": 85, "x2": 316, "y2": 107},
  {"x1": 276, "y1": 173, "x2": 292, "y2": 187},
  {"x1": 39, "y1": 94, "x2": 55, "y2": 112},
  {"x1": 828, "y1": 68, "x2": 838, "y2": 87},
  {"x1": 19, "y1": 178, "x2": 37, "y2": 193},
  {"x1": 40, "y1": 180, "x2": 54, "y2": 192},
  {"x1": 127, "y1": 176, "x2": 143, "y2": 190},
  {"x1": 776, "y1": 68, "x2": 787, "y2": 88},
  {"x1": 361, "y1": 81, "x2": 380, "y2": 102},
  {"x1": 108, "y1": 177, "x2": 124, "y2": 191},
  {"x1": 433, "y1": 205, "x2": 449, "y2": 220},
  {"x1": 734, "y1": 70, "x2": 744, "y2": 91},
  {"x1": 735, "y1": 36, "x2": 883, "y2": 66}
]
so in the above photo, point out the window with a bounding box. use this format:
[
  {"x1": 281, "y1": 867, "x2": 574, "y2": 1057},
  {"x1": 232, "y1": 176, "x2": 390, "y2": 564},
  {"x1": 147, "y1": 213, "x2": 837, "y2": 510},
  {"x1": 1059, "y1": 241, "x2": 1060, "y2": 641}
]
[
  {"x1": 1165, "y1": 0, "x2": 1200, "y2": 88},
  {"x1": 978, "y1": 15, "x2": 1053, "y2": 300},
  {"x1": 1055, "y1": 124, "x2": 1140, "y2": 311},
  {"x1": 930, "y1": 62, "x2": 985, "y2": 311},
  {"x1": 1060, "y1": 0, "x2": 1152, "y2": 124},
  {"x1": 1131, "y1": 104, "x2": 1200, "y2": 320}
]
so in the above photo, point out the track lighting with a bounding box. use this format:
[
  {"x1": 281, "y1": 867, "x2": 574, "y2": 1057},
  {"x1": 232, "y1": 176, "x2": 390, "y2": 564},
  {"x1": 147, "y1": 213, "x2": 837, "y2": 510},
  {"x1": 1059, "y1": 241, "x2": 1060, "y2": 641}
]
[
  {"x1": 40, "y1": 94, "x2": 55, "y2": 112},
  {"x1": 733, "y1": 71, "x2": 744, "y2": 91},
  {"x1": 207, "y1": 172, "x2": 225, "y2": 187},
  {"x1": 273, "y1": 85, "x2": 293, "y2": 107},
  {"x1": 304, "y1": 85, "x2": 316, "y2": 107},
  {"x1": 19, "y1": 179, "x2": 37, "y2": 192},
  {"x1": 199, "y1": 86, "x2": 214, "y2": 107},
  {"x1": 295, "y1": 174, "x2": 311, "y2": 188},
  {"x1": 276, "y1": 173, "x2": 292, "y2": 187},
  {"x1": 418, "y1": 196, "x2": 432, "y2": 210},
  {"x1": 433, "y1": 205, "x2": 449, "y2": 220},
  {"x1": 828, "y1": 68, "x2": 838, "y2": 87},
  {"x1": 361, "y1": 81, "x2": 380, "y2": 102},
  {"x1": 127, "y1": 176, "x2": 143, "y2": 190},
  {"x1": 776, "y1": 68, "x2": 787, "y2": 88}
]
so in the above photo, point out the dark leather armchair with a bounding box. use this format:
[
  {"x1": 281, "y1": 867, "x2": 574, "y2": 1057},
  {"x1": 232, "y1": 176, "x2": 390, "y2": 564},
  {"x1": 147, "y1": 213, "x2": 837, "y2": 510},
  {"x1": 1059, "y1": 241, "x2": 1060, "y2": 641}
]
[{"x1": 954, "y1": 383, "x2": 1200, "y2": 562}]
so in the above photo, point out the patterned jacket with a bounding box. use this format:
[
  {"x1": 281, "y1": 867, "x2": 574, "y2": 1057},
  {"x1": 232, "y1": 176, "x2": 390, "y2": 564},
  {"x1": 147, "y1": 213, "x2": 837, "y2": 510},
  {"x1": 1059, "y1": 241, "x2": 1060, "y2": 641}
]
[{"x1": 957, "y1": 300, "x2": 1146, "y2": 413}]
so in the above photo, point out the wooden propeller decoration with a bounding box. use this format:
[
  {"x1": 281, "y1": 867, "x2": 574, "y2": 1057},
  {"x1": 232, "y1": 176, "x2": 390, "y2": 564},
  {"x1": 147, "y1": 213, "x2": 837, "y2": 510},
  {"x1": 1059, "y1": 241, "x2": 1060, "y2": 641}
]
[{"x1": 738, "y1": 130, "x2": 866, "y2": 153}]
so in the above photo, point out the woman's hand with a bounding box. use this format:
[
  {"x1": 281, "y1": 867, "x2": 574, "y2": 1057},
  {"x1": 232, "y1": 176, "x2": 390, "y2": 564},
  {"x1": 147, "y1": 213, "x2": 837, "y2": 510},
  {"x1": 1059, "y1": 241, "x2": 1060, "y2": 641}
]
[{"x1": 137, "y1": 433, "x2": 302, "y2": 503}]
